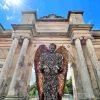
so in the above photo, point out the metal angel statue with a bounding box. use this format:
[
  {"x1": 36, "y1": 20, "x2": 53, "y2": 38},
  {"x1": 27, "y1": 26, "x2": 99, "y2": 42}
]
[{"x1": 34, "y1": 43, "x2": 68, "y2": 100}]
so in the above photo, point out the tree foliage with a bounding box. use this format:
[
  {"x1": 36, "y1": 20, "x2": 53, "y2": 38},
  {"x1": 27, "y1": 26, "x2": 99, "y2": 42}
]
[
  {"x1": 28, "y1": 83, "x2": 38, "y2": 97},
  {"x1": 64, "y1": 78, "x2": 73, "y2": 95}
]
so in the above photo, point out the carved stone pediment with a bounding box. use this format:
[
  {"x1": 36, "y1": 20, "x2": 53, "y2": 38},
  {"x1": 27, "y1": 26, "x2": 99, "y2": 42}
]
[{"x1": 40, "y1": 14, "x2": 64, "y2": 19}]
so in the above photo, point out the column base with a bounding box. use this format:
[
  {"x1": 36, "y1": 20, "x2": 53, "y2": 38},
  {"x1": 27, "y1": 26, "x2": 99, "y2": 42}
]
[
  {"x1": 80, "y1": 98, "x2": 99, "y2": 100},
  {"x1": 4, "y1": 96, "x2": 29, "y2": 100}
]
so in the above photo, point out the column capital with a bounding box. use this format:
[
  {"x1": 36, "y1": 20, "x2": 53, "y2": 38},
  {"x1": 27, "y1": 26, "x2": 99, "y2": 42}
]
[
  {"x1": 68, "y1": 24, "x2": 93, "y2": 44},
  {"x1": 12, "y1": 31, "x2": 32, "y2": 44},
  {"x1": 81, "y1": 36, "x2": 94, "y2": 45},
  {"x1": 72, "y1": 36, "x2": 94, "y2": 45},
  {"x1": 11, "y1": 24, "x2": 36, "y2": 43},
  {"x1": 71, "y1": 37, "x2": 83, "y2": 44},
  {"x1": 84, "y1": 36, "x2": 94, "y2": 41},
  {"x1": 72, "y1": 36, "x2": 83, "y2": 41},
  {"x1": 70, "y1": 31, "x2": 94, "y2": 44}
]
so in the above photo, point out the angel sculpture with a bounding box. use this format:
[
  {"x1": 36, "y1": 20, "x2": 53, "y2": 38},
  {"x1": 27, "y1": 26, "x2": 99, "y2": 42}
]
[{"x1": 34, "y1": 43, "x2": 68, "y2": 100}]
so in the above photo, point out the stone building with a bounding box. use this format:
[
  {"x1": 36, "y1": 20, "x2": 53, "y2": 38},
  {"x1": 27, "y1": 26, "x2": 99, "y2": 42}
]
[{"x1": 0, "y1": 11, "x2": 100, "y2": 99}]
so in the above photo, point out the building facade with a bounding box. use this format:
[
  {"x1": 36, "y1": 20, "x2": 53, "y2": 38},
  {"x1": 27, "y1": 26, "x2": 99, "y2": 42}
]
[{"x1": 0, "y1": 11, "x2": 100, "y2": 99}]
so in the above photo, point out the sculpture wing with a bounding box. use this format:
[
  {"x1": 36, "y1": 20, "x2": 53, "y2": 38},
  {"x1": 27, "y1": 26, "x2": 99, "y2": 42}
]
[
  {"x1": 34, "y1": 45, "x2": 48, "y2": 100},
  {"x1": 56, "y1": 46, "x2": 68, "y2": 98}
]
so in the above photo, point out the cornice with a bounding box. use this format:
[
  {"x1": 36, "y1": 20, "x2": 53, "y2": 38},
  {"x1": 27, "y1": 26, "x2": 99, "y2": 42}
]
[
  {"x1": 12, "y1": 24, "x2": 35, "y2": 30},
  {"x1": 68, "y1": 24, "x2": 94, "y2": 36},
  {"x1": 68, "y1": 24, "x2": 93, "y2": 31}
]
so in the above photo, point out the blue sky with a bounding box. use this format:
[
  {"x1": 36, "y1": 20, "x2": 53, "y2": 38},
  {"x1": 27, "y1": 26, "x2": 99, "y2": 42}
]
[{"x1": 0, "y1": 0, "x2": 100, "y2": 30}]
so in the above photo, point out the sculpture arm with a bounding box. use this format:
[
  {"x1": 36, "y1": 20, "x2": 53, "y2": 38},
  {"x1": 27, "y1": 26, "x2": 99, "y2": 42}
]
[{"x1": 58, "y1": 54, "x2": 63, "y2": 72}]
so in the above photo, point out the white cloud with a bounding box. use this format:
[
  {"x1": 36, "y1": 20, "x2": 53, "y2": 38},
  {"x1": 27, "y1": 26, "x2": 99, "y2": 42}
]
[
  {"x1": 0, "y1": 3, "x2": 2, "y2": 8},
  {"x1": 3, "y1": 4, "x2": 9, "y2": 11},
  {"x1": 0, "y1": 1, "x2": 9, "y2": 11},
  {"x1": 4, "y1": 0, "x2": 22, "y2": 7},
  {"x1": 6, "y1": 15, "x2": 14, "y2": 20},
  {"x1": 0, "y1": 0, "x2": 22, "y2": 11}
]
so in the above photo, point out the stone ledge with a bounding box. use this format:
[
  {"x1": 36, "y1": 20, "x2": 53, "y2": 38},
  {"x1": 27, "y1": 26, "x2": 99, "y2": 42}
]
[{"x1": 1, "y1": 96, "x2": 29, "y2": 100}]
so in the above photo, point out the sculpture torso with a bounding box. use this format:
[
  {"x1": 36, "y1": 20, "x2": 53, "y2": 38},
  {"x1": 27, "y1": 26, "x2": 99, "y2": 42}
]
[{"x1": 40, "y1": 52, "x2": 63, "y2": 75}]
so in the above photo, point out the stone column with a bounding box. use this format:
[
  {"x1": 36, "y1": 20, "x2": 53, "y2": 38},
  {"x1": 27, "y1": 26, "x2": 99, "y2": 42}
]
[
  {"x1": 75, "y1": 38, "x2": 94, "y2": 98},
  {"x1": 7, "y1": 38, "x2": 29, "y2": 99},
  {"x1": 86, "y1": 39, "x2": 100, "y2": 91},
  {"x1": 71, "y1": 62, "x2": 84, "y2": 100},
  {"x1": 0, "y1": 38, "x2": 18, "y2": 96},
  {"x1": 71, "y1": 64, "x2": 78, "y2": 100}
]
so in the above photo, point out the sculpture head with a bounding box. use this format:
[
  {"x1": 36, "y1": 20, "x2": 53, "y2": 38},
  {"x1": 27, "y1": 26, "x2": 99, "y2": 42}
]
[{"x1": 49, "y1": 43, "x2": 56, "y2": 53}]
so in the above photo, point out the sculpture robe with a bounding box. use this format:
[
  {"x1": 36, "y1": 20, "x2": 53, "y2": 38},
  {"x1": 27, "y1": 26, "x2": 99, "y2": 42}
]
[{"x1": 40, "y1": 52, "x2": 63, "y2": 100}]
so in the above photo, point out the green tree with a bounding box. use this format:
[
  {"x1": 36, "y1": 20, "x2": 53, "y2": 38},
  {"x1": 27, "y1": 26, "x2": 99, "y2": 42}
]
[
  {"x1": 64, "y1": 77, "x2": 73, "y2": 95},
  {"x1": 28, "y1": 83, "x2": 38, "y2": 97}
]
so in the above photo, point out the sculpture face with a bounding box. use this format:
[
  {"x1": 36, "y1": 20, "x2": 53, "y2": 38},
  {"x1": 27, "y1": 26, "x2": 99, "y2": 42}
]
[{"x1": 49, "y1": 43, "x2": 56, "y2": 53}]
